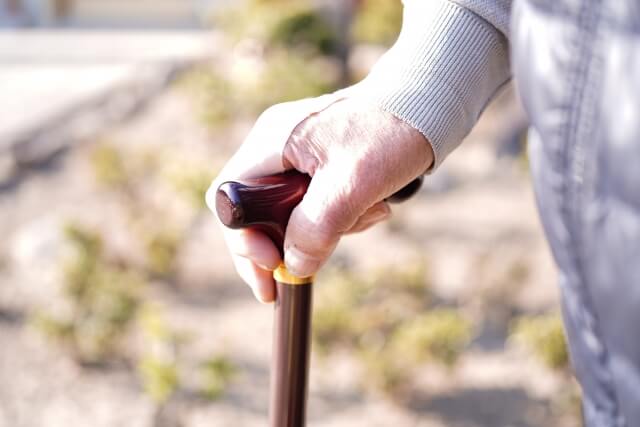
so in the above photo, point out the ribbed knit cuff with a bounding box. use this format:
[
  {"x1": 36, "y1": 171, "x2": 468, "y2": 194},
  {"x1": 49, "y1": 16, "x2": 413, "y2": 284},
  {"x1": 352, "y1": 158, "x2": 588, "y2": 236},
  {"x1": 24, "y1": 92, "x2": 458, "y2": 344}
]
[{"x1": 356, "y1": 0, "x2": 511, "y2": 170}]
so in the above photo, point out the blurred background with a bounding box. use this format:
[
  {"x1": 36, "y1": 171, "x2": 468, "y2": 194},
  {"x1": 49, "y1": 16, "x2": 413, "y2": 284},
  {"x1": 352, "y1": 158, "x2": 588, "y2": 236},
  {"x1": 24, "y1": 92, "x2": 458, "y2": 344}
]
[{"x1": 0, "y1": 1, "x2": 580, "y2": 426}]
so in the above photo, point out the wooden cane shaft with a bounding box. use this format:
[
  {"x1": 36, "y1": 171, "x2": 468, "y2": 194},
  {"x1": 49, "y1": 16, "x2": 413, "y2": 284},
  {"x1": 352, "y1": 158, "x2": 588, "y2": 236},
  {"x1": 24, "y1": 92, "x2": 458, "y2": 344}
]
[{"x1": 269, "y1": 279, "x2": 313, "y2": 427}]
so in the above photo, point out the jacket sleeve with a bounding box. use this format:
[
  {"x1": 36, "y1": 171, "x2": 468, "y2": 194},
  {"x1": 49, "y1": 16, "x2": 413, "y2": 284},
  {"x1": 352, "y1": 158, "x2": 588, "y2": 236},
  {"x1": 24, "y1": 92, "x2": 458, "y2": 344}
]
[{"x1": 357, "y1": 0, "x2": 512, "y2": 170}]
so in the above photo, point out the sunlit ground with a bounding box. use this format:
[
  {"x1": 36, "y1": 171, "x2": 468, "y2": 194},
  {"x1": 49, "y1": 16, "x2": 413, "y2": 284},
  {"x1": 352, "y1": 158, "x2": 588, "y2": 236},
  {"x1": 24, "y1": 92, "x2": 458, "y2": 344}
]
[{"x1": 0, "y1": 1, "x2": 581, "y2": 426}]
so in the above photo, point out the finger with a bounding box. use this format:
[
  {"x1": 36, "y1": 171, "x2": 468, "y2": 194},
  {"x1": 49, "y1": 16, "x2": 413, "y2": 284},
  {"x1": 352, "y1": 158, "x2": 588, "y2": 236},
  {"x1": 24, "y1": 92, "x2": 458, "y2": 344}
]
[
  {"x1": 225, "y1": 228, "x2": 281, "y2": 271},
  {"x1": 232, "y1": 255, "x2": 276, "y2": 303},
  {"x1": 283, "y1": 168, "x2": 363, "y2": 277},
  {"x1": 345, "y1": 201, "x2": 391, "y2": 234}
]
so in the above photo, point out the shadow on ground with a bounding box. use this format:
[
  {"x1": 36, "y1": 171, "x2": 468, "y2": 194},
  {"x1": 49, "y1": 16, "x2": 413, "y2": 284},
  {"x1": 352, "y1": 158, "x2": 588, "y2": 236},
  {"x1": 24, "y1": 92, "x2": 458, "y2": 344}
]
[
  {"x1": 166, "y1": 278, "x2": 251, "y2": 309},
  {"x1": 0, "y1": 306, "x2": 25, "y2": 325},
  {"x1": 0, "y1": 147, "x2": 69, "y2": 194},
  {"x1": 407, "y1": 386, "x2": 553, "y2": 427}
]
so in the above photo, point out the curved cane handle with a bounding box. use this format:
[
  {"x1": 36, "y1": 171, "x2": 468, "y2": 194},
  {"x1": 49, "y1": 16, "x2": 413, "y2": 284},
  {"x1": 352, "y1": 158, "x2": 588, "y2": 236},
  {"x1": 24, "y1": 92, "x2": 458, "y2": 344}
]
[{"x1": 215, "y1": 170, "x2": 310, "y2": 255}]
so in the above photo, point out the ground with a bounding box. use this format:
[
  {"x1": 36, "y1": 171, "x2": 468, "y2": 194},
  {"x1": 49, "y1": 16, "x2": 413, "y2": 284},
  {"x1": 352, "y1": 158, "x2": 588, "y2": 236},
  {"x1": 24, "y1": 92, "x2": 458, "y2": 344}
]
[
  {"x1": 0, "y1": 75, "x2": 582, "y2": 427},
  {"x1": 0, "y1": 84, "x2": 576, "y2": 427}
]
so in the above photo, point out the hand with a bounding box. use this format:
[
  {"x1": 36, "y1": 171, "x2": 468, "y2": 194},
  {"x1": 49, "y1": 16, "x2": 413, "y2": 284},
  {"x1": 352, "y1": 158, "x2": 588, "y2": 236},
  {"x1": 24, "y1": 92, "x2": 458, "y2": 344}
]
[{"x1": 206, "y1": 95, "x2": 434, "y2": 302}]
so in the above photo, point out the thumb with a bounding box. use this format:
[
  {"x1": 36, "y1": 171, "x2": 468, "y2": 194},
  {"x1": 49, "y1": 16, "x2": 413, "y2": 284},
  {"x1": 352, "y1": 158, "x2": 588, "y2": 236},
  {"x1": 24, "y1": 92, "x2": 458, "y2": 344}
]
[{"x1": 283, "y1": 166, "x2": 368, "y2": 277}]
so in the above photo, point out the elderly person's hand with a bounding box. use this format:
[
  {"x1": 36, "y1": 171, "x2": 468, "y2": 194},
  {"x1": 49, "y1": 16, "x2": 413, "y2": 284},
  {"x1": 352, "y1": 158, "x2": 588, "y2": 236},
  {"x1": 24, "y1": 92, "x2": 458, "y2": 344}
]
[{"x1": 206, "y1": 93, "x2": 433, "y2": 302}]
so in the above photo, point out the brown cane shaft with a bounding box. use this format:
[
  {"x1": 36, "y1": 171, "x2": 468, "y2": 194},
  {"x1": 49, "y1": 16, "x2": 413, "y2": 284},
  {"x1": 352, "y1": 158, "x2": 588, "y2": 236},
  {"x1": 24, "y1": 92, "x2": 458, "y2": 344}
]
[{"x1": 269, "y1": 281, "x2": 313, "y2": 427}]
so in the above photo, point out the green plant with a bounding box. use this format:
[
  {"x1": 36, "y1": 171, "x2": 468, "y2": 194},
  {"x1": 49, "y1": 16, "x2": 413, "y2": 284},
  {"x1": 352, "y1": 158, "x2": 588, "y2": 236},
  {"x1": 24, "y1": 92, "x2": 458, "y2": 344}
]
[
  {"x1": 371, "y1": 261, "x2": 431, "y2": 300},
  {"x1": 357, "y1": 309, "x2": 470, "y2": 395},
  {"x1": 138, "y1": 303, "x2": 177, "y2": 342},
  {"x1": 91, "y1": 143, "x2": 129, "y2": 188},
  {"x1": 251, "y1": 49, "x2": 339, "y2": 110},
  {"x1": 511, "y1": 313, "x2": 569, "y2": 371},
  {"x1": 313, "y1": 269, "x2": 371, "y2": 353},
  {"x1": 268, "y1": 8, "x2": 339, "y2": 56},
  {"x1": 200, "y1": 355, "x2": 238, "y2": 400},
  {"x1": 390, "y1": 309, "x2": 471, "y2": 367},
  {"x1": 90, "y1": 143, "x2": 160, "y2": 204},
  {"x1": 313, "y1": 263, "x2": 433, "y2": 352},
  {"x1": 185, "y1": 0, "x2": 342, "y2": 131},
  {"x1": 216, "y1": 0, "x2": 338, "y2": 56},
  {"x1": 352, "y1": 0, "x2": 403, "y2": 46},
  {"x1": 313, "y1": 262, "x2": 470, "y2": 395},
  {"x1": 89, "y1": 143, "x2": 190, "y2": 279},
  {"x1": 137, "y1": 304, "x2": 183, "y2": 403},
  {"x1": 179, "y1": 52, "x2": 339, "y2": 131},
  {"x1": 165, "y1": 165, "x2": 218, "y2": 210},
  {"x1": 138, "y1": 357, "x2": 180, "y2": 403},
  {"x1": 144, "y1": 230, "x2": 182, "y2": 278},
  {"x1": 314, "y1": 300, "x2": 358, "y2": 354},
  {"x1": 33, "y1": 224, "x2": 143, "y2": 364},
  {"x1": 359, "y1": 348, "x2": 409, "y2": 394},
  {"x1": 137, "y1": 305, "x2": 237, "y2": 403},
  {"x1": 178, "y1": 68, "x2": 234, "y2": 129},
  {"x1": 213, "y1": 0, "x2": 287, "y2": 43},
  {"x1": 32, "y1": 313, "x2": 74, "y2": 341}
]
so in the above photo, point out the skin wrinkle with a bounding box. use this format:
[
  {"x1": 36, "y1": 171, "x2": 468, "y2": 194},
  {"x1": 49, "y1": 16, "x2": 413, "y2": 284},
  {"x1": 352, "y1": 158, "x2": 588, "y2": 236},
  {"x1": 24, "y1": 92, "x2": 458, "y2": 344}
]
[
  {"x1": 283, "y1": 138, "x2": 321, "y2": 176},
  {"x1": 285, "y1": 112, "x2": 327, "y2": 175}
]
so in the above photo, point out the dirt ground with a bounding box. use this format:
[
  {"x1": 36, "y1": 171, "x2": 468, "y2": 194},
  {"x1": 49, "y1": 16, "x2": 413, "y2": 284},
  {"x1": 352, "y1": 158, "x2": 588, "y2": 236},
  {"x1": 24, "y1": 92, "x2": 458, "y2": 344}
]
[{"x1": 0, "y1": 84, "x2": 581, "y2": 427}]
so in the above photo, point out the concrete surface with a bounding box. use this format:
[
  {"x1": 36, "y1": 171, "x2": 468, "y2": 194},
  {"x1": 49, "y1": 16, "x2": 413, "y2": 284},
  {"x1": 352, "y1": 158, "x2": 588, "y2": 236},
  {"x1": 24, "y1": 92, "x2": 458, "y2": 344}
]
[{"x1": 0, "y1": 30, "x2": 219, "y2": 162}]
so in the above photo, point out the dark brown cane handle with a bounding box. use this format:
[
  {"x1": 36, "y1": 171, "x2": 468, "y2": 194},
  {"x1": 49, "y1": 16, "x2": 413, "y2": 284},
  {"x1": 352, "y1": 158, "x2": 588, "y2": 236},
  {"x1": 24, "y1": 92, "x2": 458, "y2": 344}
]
[
  {"x1": 215, "y1": 170, "x2": 310, "y2": 255},
  {"x1": 215, "y1": 170, "x2": 423, "y2": 253}
]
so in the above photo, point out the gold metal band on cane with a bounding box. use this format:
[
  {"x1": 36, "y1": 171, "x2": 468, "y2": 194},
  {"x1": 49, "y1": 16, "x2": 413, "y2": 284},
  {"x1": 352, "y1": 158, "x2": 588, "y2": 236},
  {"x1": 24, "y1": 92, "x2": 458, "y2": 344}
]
[{"x1": 273, "y1": 263, "x2": 313, "y2": 285}]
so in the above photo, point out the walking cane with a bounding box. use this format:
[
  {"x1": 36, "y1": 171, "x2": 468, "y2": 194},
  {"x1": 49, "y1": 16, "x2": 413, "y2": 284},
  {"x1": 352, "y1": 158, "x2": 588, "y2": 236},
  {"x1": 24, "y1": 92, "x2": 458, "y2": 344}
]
[{"x1": 215, "y1": 170, "x2": 422, "y2": 427}]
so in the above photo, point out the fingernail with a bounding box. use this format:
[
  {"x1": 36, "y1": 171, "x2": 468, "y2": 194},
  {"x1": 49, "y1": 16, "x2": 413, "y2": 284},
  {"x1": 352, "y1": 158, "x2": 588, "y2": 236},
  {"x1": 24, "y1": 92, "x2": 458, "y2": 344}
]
[
  {"x1": 256, "y1": 262, "x2": 276, "y2": 272},
  {"x1": 254, "y1": 289, "x2": 273, "y2": 304},
  {"x1": 284, "y1": 246, "x2": 320, "y2": 277}
]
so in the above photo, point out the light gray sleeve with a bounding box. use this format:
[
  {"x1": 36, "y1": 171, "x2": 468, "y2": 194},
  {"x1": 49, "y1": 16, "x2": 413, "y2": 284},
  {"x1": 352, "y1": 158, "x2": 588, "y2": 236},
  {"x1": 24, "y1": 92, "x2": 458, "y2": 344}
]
[
  {"x1": 356, "y1": 0, "x2": 512, "y2": 169},
  {"x1": 449, "y1": 0, "x2": 512, "y2": 37}
]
